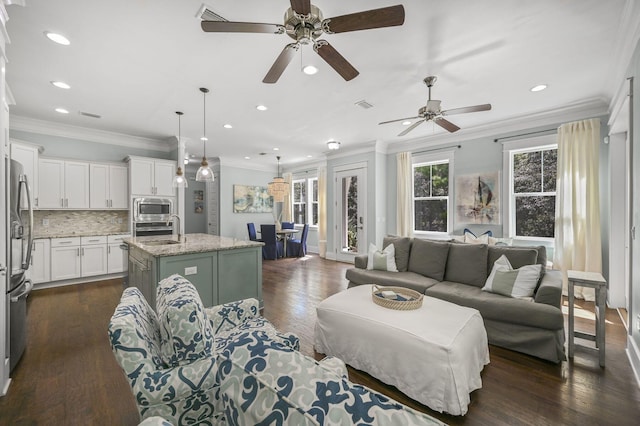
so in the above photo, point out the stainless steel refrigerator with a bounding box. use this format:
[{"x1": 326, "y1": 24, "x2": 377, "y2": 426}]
[{"x1": 8, "y1": 159, "x2": 33, "y2": 372}]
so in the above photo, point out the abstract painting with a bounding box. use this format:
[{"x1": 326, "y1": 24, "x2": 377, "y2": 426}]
[
  {"x1": 233, "y1": 185, "x2": 273, "y2": 213},
  {"x1": 455, "y1": 172, "x2": 500, "y2": 224}
]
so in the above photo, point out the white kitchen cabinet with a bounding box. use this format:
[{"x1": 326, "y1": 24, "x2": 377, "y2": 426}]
[
  {"x1": 107, "y1": 234, "x2": 130, "y2": 273},
  {"x1": 50, "y1": 237, "x2": 82, "y2": 281},
  {"x1": 38, "y1": 159, "x2": 89, "y2": 209},
  {"x1": 80, "y1": 236, "x2": 108, "y2": 277},
  {"x1": 29, "y1": 238, "x2": 50, "y2": 284},
  {"x1": 90, "y1": 163, "x2": 128, "y2": 209},
  {"x1": 10, "y1": 142, "x2": 39, "y2": 209},
  {"x1": 129, "y1": 156, "x2": 176, "y2": 197}
]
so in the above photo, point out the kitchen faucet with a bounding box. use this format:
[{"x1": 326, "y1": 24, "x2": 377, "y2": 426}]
[{"x1": 167, "y1": 214, "x2": 182, "y2": 242}]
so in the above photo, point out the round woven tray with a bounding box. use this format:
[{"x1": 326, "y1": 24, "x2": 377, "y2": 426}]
[{"x1": 371, "y1": 285, "x2": 423, "y2": 310}]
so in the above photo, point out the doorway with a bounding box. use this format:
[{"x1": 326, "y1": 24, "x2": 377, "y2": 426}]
[{"x1": 334, "y1": 165, "x2": 367, "y2": 262}]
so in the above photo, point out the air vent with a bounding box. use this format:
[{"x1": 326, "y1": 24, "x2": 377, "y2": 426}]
[
  {"x1": 355, "y1": 99, "x2": 374, "y2": 109},
  {"x1": 196, "y1": 4, "x2": 228, "y2": 21},
  {"x1": 79, "y1": 111, "x2": 101, "y2": 119}
]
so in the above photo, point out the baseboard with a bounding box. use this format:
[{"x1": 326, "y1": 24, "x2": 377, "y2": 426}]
[
  {"x1": 627, "y1": 334, "x2": 640, "y2": 388},
  {"x1": 33, "y1": 272, "x2": 127, "y2": 291}
]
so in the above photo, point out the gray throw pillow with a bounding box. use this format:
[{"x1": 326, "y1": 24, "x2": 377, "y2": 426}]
[
  {"x1": 407, "y1": 238, "x2": 450, "y2": 281},
  {"x1": 383, "y1": 236, "x2": 412, "y2": 272},
  {"x1": 444, "y1": 243, "x2": 488, "y2": 287},
  {"x1": 487, "y1": 246, "x2": 539, "y2": 272}
]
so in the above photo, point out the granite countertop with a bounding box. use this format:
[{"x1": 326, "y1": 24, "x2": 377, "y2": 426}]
[
  {"x1": 123, "y1": 233, "x2": 264, "y2": 257},
  {"x1": 34, "y1": 231, "x2": 132, "y2": 239}
]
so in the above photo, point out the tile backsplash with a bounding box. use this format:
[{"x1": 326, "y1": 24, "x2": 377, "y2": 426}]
[{"x1": 32, "y1": 210, "x2": 129, "y2": 237}]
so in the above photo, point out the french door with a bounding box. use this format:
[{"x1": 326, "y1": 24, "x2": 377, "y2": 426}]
[{"x1": 334, "y1": 165, "x2": 367, "y2": 262}]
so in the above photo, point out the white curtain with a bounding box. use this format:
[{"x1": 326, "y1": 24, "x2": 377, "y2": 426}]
[
  {"x1": 553, "y1": 118, "x2": 602, "y2": 301},
  {"x1": 318, "y1": 165, "x2": 327, "y2": 257},
  {"x1": 282, "y1": 172, "x2": 293, "y2": 223},
  {"x1": 396, "y1": 152, "x2": 413, "y2": 237}
]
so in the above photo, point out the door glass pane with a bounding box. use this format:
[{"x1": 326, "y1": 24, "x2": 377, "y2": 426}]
[{"x1": 342, "y1": 176, "x2": 359, "y2": 252}]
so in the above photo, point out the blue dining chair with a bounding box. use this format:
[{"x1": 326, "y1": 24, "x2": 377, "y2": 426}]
[
  {"x1": 287, "y1": 224, "x2": 309, "y2": 257},
  {"x1": 281, "y1": 222, "x2": 294, "y2": 230},
  {"x1": 247, "y1": 223, "x2": 262, "y2": 241},
  {"x1": 260, "y1": 224, "x2": 283, "y2": 260}
]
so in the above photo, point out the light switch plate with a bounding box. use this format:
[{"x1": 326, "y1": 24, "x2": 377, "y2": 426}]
[{"x1": 184, "y1": 266, "x2": 197, "y2": 276}]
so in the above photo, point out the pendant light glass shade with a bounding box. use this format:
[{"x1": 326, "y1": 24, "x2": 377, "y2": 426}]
[
  {"x1": 267, "y1": 156, "x2": 289, "y2": 202},
  {"x1": 196, "y1": 87, "x2": 214, "y2": 182},
  {"x1": 172, "y1": 111, "x2": 188, "y2": 188}
]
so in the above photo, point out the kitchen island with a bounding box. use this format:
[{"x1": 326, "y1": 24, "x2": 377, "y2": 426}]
[{"x1": 124, "y1": 233, "x2": 264, "y2": 308}]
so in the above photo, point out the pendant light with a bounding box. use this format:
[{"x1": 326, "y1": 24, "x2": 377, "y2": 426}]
[
  {"x1": 267, "y1": 155, "x2": 289, "y2": 202},
  {"x1": 172, "y1": 111, "x2": 188, "y2": 188},
  {"x1": 196, "y1": 87, "x2": 214, "y2": 182}
]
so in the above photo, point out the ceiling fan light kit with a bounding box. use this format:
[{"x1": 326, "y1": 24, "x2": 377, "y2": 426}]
[
  {"x1": 201, "y1": 1, "x2": 405, "y2": 84},
  {"x1": 196, "y1": 87, "x2": 215, "y2": 182}
]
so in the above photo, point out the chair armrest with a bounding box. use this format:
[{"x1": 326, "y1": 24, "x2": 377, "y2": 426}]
[
  {"x1": 534, "y1": 269, "x2": 563, "y2": 309},
  {"x1": 205, "y1": 298, "x2": 260, "y2": 334},
  {"x1": 354, "y1": 255, "x2": 368, "y2": 269}
]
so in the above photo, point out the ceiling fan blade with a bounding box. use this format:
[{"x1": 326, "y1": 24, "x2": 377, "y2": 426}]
[
  {"x1": 314, "y1": 41, "x2": 359, "y2": 81},
  {"x1": 426, "y1": 100, "x2": 441, "y2": 112},
  {"x1": 398, "y1": 120, "x2": 424, "y2": 137},
  {"x1": 290, "y1": 0, "x2": 311, "y2": 15},
  {"x1": 379, "y1": 116, "x2": 421, "y2": 125},
  {"x1": 434, "y1": 117, "x2": 461, "y2": 133},
  {"x1": 201, "y1": 20, "x2": 284, "y2": 34},
  {"x1": 443, "y1": 103, "x2": 492, "y2": 116},
  {"x1": 263, "y1": 43, "x2": 299, "y2": 84},
  {"x1": 323, "y1": 5, "x2": 405, "y2": 34}
]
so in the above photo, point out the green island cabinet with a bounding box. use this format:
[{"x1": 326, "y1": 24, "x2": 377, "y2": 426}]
[{"x1": 125, "y1": 234, "x2": 263, "y2": 308}]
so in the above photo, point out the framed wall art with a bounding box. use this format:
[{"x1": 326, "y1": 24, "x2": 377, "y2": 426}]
[
  {"x1": 233, "y1": 184, "x2": 273, "y2": 213},
  {"x1": 455, "y1": 172, "x2": 500, "y2": 225}
]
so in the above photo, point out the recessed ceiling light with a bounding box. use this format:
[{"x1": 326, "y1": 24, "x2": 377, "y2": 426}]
[
  {"x1": 307, "y1": 155, "x2": 313, "y2": 158},
  {"x1": 530, "y1": 84, "x2": 547, "y2": 92},
  {"x1": 273, "y1": 147, "x2": 279, "y2": 151},
  {"x1": 44, "y1": 31, "x2": 70, "y2": 45},
  {"x1": 256, "y1": 105, "x2": 268, "y2": 111},
  {"x1": 55, "y1": 107, "x2": 69, "y2": 114},
  {"x1": 402, "y1": 121, "x2": 412, "y2": 126},
  {"x1": 244, "y1": 156, "x2": 251, "y2": 160},
  {"x1": 223, "y1": 124, "x2": 232, "y2": 129},
  {"x1": 303, "y1": 65, "x2": 318, "y2": 75},
  {"x1": 200, "y1": 136, "x2": 208, "y2": 141},
  {"x1": 51, "y1": 81, "x2": 70, "y2": 89}
]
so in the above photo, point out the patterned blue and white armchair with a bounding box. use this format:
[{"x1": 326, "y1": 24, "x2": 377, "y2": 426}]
[{"x1": 108, "y1": 274, "x2": 298, "y2": 426}]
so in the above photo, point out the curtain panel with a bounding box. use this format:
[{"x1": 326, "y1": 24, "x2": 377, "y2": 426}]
[
  {"x1": 318, "y1": 166, "x2": 327, "y2": 257},
  {"x1": 397, "y1": 152, "x2": 413, "y2": 237},
  {"x1": 282, "y1": 172, "x2": 293, "y2": 223}
]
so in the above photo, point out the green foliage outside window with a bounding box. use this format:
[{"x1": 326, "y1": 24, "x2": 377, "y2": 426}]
[{"x1": 414, "y1": 162, "x2": 449, "y2": 232}]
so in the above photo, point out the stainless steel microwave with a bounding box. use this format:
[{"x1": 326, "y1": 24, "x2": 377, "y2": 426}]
[{"x1": 133, "y1": 197, "x2": 173, "y2": 222}]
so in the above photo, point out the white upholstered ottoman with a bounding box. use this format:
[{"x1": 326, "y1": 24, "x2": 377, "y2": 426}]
[{"x1": 314, "y1": 285, "x2": 489, "y2": 416}]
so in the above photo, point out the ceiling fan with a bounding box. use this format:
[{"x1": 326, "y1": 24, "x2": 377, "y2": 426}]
[
  {"x1": 379, "y1": 76, "x2": 492, "y2": 136},
  {"x1": 201, "y1": 1, "x2": 405, "y2": 83}
]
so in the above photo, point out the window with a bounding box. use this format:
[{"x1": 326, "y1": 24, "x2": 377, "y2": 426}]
[
  {"x1": 292, "y1": 177, "x2": 318, "y2": 226},
  {"x1": 509, "y1": 144, "x2": 557, "y2": 239},
  {"x1": 413, "y1": 159, "x2": 450, "y2": 233}
]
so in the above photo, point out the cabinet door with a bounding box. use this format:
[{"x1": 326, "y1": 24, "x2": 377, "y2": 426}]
[
  {"x1": 65, "y1": 161, "x2": 90, "y2": 208},
  {"x1": 109, "y1": 165, "x2": 129, "y2": 208},
  {"x1": 30, "y1": 239, "x2": 50, "y2": 284},
  {"x1": 51, "y1": 246, "x2": 81, "y2": 280},
  {"x1": 10, "y1": 143, "x2": 39, "y2": 209},
  {"x1": 38, "y1": 159, "x2": 65, "y2": 208},
  {"x1": 154, "y1": 161, "x2": 176, "y2": 197},
  {"x1": 108, "y1": 243, "x2": 127, "y2": 273},
  {"x1": 90, "y1": 163, "x2": 109, "y2": 208},
  {"x1": 81, "y1": 244, "x2": 108, "y2": 277},
  {"x1": 130, "y1": 158, "x2": 155, "y2": 196}
]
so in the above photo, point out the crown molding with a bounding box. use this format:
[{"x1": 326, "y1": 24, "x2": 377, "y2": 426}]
[
  {"x1": 216, "y1": 156, "x2": 275, "y2": 173},
  {"x1": 385, "y1": 97, "x2": 609, "y2": 155},
  {"x1": 10, "y1": 115, "x2": 171, "y2": 152},
  {"x1": 605, "y1": 0, "x2": 640, "y2": 98}
]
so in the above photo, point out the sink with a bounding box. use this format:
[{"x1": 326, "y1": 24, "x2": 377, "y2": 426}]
[{"x1": 142, "y1": 239, "x2": 181, "y2": 246}]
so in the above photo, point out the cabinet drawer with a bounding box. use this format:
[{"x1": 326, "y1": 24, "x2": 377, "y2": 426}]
[
  {"x1": 81, "y1": 236, "x2": 107, "y2": 245},
  {"x1": 107, "y1": 234, "x2": 131, "y2": 244},
  {"x1": 51, "y1": 237, "x2": 81, "y2": 247}
]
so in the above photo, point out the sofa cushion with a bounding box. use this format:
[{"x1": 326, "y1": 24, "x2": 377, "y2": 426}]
[
  {"x1": 383, "y1": 236, "x2": 412, "y2": 272},
  {"x1": 426, "y1": 281, "x2": 564, "y2": 330},
  {"x1": 487, "y1": 245, "x2": 539, "y2": 272},
  {"x1": 156, "y1": 274, "x2": 215, "y2": 367},
  {"x1": 483, "y1": 255, "x2": 542, "y2": 299},
  {"x1": 346, "y1": 268, "x2": 438, "y2": 294},
  {"x1": 367, "y1": 243, "x2": 398, "y2": 272},
  {"x1": 444, "y1": 243, "x2": 488, "y2": 287},
  {"x1": 407, "y1": 238, "x2": 450, "y2": 281}
]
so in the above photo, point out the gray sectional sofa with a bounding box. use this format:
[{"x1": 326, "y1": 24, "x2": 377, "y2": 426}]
[{"x1": 346, "y1": 236, "x2": 566, "y2": 363}]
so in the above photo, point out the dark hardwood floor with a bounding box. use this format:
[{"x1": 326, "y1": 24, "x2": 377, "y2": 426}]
[{"x1": 1, "y1": 254, "x2": 639, "y2": 425}]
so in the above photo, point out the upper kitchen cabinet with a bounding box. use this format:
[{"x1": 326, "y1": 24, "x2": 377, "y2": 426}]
[
  {"x1": 128, "y1": 156, "x2": 175, "y2": 197},
  {"x1": 10, "y1": 142, "x2": 39, "y2": 209},
  {"x1": 90, "y1": 163, "x2": 128, "y2": 209},
  {"x1": 38, "y1": 158, "x2": 89, "y2": 209}
]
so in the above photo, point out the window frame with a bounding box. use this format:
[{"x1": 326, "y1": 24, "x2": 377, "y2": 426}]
[
  {"x1": 291, "y1": 176, "x2": 318, "y2": 228},
  {"x1": 502, "y1": 135, "x2": 557, "y2": 242},
  {"x1": 412, "y1": 151, "x2": 455, "y2": 236}
]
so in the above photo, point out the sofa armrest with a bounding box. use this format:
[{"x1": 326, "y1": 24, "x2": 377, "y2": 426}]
[
  {"x1": 354, "y1": 254, "x2": 368, "y2": 269},
  {"x1": 534, "y1": 269, "x2": 563, "y2": 309},
  {"x1": 205, "y1": 298, "x2": 260, "y2": 333}
]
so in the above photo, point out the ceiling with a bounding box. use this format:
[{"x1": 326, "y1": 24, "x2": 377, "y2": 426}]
[{"x1": 5, "y1": 0, "x2": 638, "y2": 169}]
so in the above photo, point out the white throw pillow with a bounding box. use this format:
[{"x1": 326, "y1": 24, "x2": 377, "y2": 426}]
[
  {"x1": 482, "y1": 254, "x2": 541, "y2": 299},
  {"x1": 366, "y1": 243, "x2": 398, "y2": 272}
]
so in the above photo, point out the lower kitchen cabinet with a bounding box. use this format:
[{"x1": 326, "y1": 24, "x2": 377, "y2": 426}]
[
  {"x1": 80, "y1": 236, "x2": 108, "y2": 277},
  {"x1": 107, "y1": 235, "x2": 130, "y2": 273},
  {"x1": 51, "y1": 237, "x2": 82, "y2": 281},
  {"x1": 30, "y1": 239, "x2": 51, "y2": 284}
]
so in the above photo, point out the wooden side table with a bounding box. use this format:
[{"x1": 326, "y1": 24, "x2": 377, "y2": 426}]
[{"x1": 567, "y1": 270, "x2": 607, "y2": 367}]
